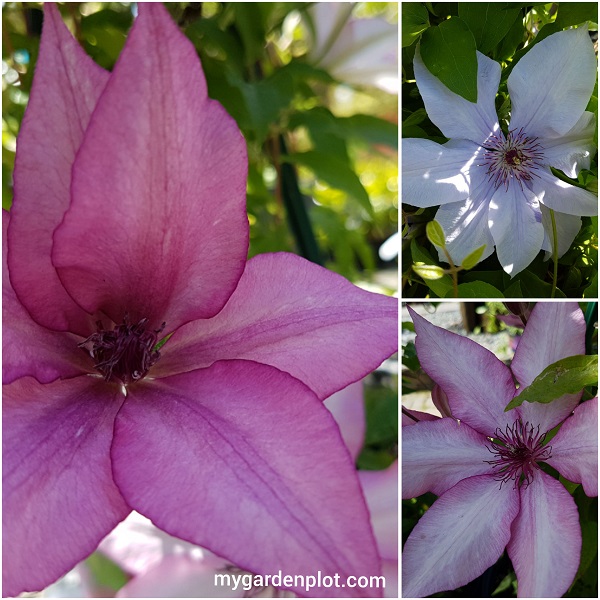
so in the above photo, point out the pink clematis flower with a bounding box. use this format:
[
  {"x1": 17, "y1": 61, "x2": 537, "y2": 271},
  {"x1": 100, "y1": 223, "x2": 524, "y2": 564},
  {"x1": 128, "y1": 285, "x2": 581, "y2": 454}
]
[
  {"x1": 3, "y1": 4, "x2": 398, "y2": 598},
  {"x1": 403, "y1": 303, "x2": 597, "y2": 597}
]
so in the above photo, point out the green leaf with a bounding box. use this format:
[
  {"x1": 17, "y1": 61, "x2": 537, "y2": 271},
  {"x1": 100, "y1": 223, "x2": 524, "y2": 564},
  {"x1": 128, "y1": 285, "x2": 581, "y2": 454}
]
[
  {"x1": 413, "y1": 263, "x2": 446, "y2": 280},
  {"x1": 554, "y1": 3, "x2": 599, "y2": 29},
  {"x1": 420, "y1": 17, "x2": 478, "y2": 103},
  {"x1": 402, "y1": 108, "x2": 428, "y2": 128},
  {"x1": 402, "y1": 3, "x2": 430, "y2": 48},
  {"x1": 410, "y1": 238, "x2": 454, "y2": 296},
  {"x1": 515, "y1": 269, "x2": 567, "y2": 298},
  {"x1": 337, "y1": 114, "x2": 399, "y2": 149},
  {"x1": 446, "y1": 281, "x2": 504, "y2": 298},
  {"x1": 461, "y1": 244, "x2": 487, "y2": 270},
  {"x1": 458, "y1": 3, "x2": 520, "y2": 54},
  {"x1": 426, "y1": 220, "x2": 446, "y2": 248},
  {"x1": 86, "y1": 552, "x2": 128, "y2": 590},
  {"x1": 505, "y1": 356, "x2": 599, "y2": 411}
]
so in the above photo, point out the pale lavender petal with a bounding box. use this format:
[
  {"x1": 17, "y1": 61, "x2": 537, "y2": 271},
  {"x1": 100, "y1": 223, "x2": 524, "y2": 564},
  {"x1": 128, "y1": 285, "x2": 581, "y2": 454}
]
[
  {"x1": 408, "y1": 307, "x2": 517, "y2": 436},
  {"x1": 540, "y1": 206, "x2": 581, "y2": 259},
  {"x1": 511, "y1": 302, "x2": 585, "y2": 432},
  {"x1": 52, "y1": 3, "x2": 248, "y2": 333},
  {"x1": 3, "y1": 212, "x2": 92, "y2": 384},
  {"x1": 3, "y1": 376, "x2": 130, "y2": 596},
  {"x1": 507, "y1": 470, "x2": 581, "y2": 598},
  {"x1": 112, "y1": 361, "x2": 381, "y2": 598},
  {"x1": 533, "y1": 168, "x2": 598, "y2": 216},
  {"x1": 402, "y1": 139, "x2": 482, "y2": 207},
  {"x1": 324, "y1": 381, "x2": 365, "y2": 461},
  {"x1": 542, "y1": 111, "x2": 596, "y2": 177},
  {"x1": 546, "y1": 397, "x2": 598, "y2": 497},
  {"x1": 155, "y1": 253, "x2": 398, "y2": 400},
  {"x1": 8, "y1": 4, "x2": 108, "y2": 334},
  {"x1": 488, "y1": 181, "x2": 544, "y2": 275},
  {"x1": 402, "y1": 475, "x2": 520, "y2": 598},
  {"x1": 508, "y1": 27, "x2": 597, "y2": 138},
  {"x1": 431, "y1": 384, "x2": 452, "y2": 418},
  {"x1": 402, "y1": 418, "x2": 493, "y2": 498},
  {"x1": 402, "y1": 407, "x2": 439, "y2": 426},
  {"x1": 413, "y1": 47, "x2": 501, "y2": 144}
]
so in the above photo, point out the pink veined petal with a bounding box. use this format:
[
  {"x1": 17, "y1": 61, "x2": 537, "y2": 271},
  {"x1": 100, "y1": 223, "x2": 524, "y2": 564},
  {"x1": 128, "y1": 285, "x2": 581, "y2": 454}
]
[
  {"x1": 511, "y1": 302, "x2": 585, "y2": 432},
  {"x1": 402, "y1": 138, "x2": 482, "y2": 207},
  {"x1": 401, "y1": 406, "x2": 439, "y2": 426},
  {"x1": 402, "y1": 418, "x2": 494, "y2": 498},
  {"x1": 402, "y1": 474, "x2": 520, "y2": 598},
  {"x1": 324, "y1": 381, "x2": 366, "y2": 462},
  {"x1": 8, "y1": 4, "x2": 108, "y2": 335},
  {"x1": 3, "y1": 212, "x2": 92, "y2": 384},
  {"x1": 154, "y1": 252, "x2": 398, "y2": 400},
  {"x1": 408, "y1": 306, "x2": 517, "y2": 436},
  {"x1": 541, "y1": 111, "x2": 596, "y2": 178},
  {"x1": 507, "y1": 470, "x2": 582, "y2": 598},
  {"x1": 546, "y1": 397, "x2": 598, "y2": 497},
  {"x1": 3, "y1": 376, "x2": 130, "y2": 596},
  {"x1": 508, "y1": 27, "x2": 597, "y2": 138},
  {"x1": 413, "y1": 47, "x2": 501, "y2": 145},
  {"x1": 540, "y1": 206, "x2": 581, "y2": 259},
  {"x1": 359, "y1": 461, "x2": 398, "y2": 561},
  {"x1": 52, "y1": 3, "x2": 248, "y2": 333},
  {"x1": 532, "y1": 168, "x2": 598, "y2": 217},
  {"x1": 381, "y1": 559, "x2": 398, "y2": 599},
  {"x1": 111, "y1": 361, "x2": 381, "y2": 598},
  {"x1": 488, "y1": 181, "x2": 544, "y2": 276}
]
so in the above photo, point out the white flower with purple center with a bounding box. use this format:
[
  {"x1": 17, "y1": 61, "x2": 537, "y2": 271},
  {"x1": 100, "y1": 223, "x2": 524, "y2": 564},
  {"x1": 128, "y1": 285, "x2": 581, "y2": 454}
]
[{"x1": 403, "y1": 27, "x2": 597, "y2": 275}]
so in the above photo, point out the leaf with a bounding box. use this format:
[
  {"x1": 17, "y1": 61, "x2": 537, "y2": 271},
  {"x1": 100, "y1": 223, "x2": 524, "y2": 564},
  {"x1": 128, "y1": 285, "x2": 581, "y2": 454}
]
[
  {"x1": 426, "y1": 220, "x2": 446, "y2": 248},
  {"x1": 461, "y1": 244, "x2": 487, "y2": 270},
  {"x1": 337, "y1": 114, "x2": 398, "y2": 149},
  {"x1": 410, "y1": 238, "x2": 454, "y2": 296},
  {"x1": 402, "y1": 3, "x2": 430, "y2": 48},
  {"x1": 413, "y1": 263, "x2": 446, "y2": 280},
  {"x1": 420, "y1": 17, "x2": 478, "y2": 103},
  {"x1": 514, "y1": 269, "x2": 566, "y2": 299},
  {"x1": 554, "y1": 3, "x2": 599, "y2": 29},
  {"x1": 504, "y1": 355, "x2": 598, "y2": 411},
  {"x1": 458, "y1": 3, "x2": 520, "y2": 54},
  {"x1": 446, "y1": 281, "x2": 504, "y2": 298}
]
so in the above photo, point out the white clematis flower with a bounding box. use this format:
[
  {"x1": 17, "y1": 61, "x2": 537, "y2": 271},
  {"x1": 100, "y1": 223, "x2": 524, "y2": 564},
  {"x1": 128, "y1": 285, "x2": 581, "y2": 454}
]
[{"x1": 403, "y1": 26, "x2": 597, "y2": 275}]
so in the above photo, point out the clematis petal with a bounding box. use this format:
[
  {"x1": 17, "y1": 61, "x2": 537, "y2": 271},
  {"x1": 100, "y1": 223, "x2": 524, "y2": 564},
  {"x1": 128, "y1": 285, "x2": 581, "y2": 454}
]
[
  {"x1": 402, "y1": 475, "x2": 520, "y2": 598},
  {"x1": 8, "y1": 4, "x2": 108, "y2": 334},
  {"x1": 408, "y1": 307, "x2": 517, "y2": 436},
  {"x1": 546, "y1": 397, "x2": 598, "y2": 497},
  {"x1": 507, "y1": 470, "x2": 581, "y2": 598},
  {"x1": 542, "y1": 111, "x2": 596, "y2": 177},
  {"x1": 3, "y1": 212, "x2": 91, "y2": 384},
  {"x1": 111, "y1": 361, "x2": 381, "y2": 598},
  {"x1": 532, "y1": 168, "x2": 598, "y2": 217},
  {"x1": 434, "y1": 172, "x2": 496, "y2": 266},
  {"x1": 508, "y1": 27, "x2": 597, "y2": 138},
  {"x1": 154, "y1": 252, "x2": 398, "y2": 400},
  {"x1": 402, "y1": 407, "x2": 439, "y2": 426},
  {"x1": 3, "y1": 376, "x2": 130, "y2": 596},
  {"x1": 488, "y1": 182, "x2": 544, "y2": 276},
  {"x1": 413, "y1": 47, "x2": 500, "y2": 144},
  {"x1": 52, "y1": 3, "x2": 248, "y2": 333},
  {"x1": 511, "y1": 302, "x2": 585, "y2": 432},
  {"x1": 540, "y1": 206, "x2": 581, "y2": 259},
  {"x1": 402, "y1": 418, "x2": 493, "y2": 498},
  {"x1": 402, "y1": 139, "x2": 481, "y2": 207}
]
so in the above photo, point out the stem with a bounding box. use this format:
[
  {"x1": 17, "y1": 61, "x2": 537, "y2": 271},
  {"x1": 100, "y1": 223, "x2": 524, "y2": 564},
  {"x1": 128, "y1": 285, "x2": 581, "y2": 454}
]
[
  {"x1": 442, "y1": 247, "x2": 459, "y2": 298},
  {"x1": 549, "y1": 209, "x2": 558, "y2": 299}
]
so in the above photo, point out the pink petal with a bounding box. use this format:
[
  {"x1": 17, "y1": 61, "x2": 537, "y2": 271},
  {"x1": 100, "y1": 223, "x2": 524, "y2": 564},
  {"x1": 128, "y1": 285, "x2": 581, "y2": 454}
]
[
  {"x1": 111, "y1": 361, "x2": 381, "y2": 598},
  {"x1": 511, "y1": 302, "x2": 585, "y2": 432},
  {"x1": 401, "y1": 406, "x2": 439, "y2": 426},
  {"x1": 52, "y1": 3, "x2": 248, "y2": 333},
  {"x1": 402, "y1": 418, "x2": 493, "y2": 498},
  {"x1": 402, "y1": 474, "x2": 520, "y2": 598},
  {"x1": 155, "y1": 253, "x2": 398, "y2": 399},
  {"x1": 408, "y1": 306, "x2": 517, "y2": 435},
  {"x1": 8, "y1": 4, "x2": 108, "y2": 334},
  {"x1": 507, "y1": 470, "x2": 581, "y2": 598},
  {"x1": 3, "y1": 212, "x2": 92, "y2": 384},
  {"x1": 546, "y1": 397, "x2": 598, "y2": 497},
  {"x1": 3, "y1": 376, "x2": 130, "y2": 596}
]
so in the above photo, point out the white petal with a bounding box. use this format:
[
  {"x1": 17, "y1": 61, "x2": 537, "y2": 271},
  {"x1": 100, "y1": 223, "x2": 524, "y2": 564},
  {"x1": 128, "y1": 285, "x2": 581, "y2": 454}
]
[
  {"x1": 540, "y1": 205, "x2": 581, "y2": 258},
  {"x1": 402, "y1": 138, "x2": 482, "y2": 207},
  {"x1": 488, "y1": 182, "x2": 544, "y2": 275},
  {"x1": 414, "y1": 47, "x2": 500, "y2": 144},
  {"x1": 508, "y1": 27, "x2": 597, "y2": 138},
  {"x1": 533, "y1": 168, "x2": 598, "y2": 216}
]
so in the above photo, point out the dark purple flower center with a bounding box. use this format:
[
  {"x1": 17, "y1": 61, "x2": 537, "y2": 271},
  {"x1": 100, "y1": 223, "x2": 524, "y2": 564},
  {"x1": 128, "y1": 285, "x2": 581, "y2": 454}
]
[
  {"x1": 485, "y1": 419, "x2": 552, "y2": 488},
  {"x1": 79, "y1": 316, "x2": 164, "y2": 385},
  {"x1": 481, "y1": 128, "x2": 545, "y2": 190}
]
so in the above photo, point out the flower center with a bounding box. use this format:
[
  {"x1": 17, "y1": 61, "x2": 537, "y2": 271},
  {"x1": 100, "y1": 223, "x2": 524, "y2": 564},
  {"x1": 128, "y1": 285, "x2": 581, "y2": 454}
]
[
  {"x1": 79, "y1": 316, "x2": 164, "y2": 385},
  {"x1": 481, "y1": 128, "x2": 545, "y2": 190},
  {"x1": 485, "y1": 420, "x2": 552, "y2": 488}
]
